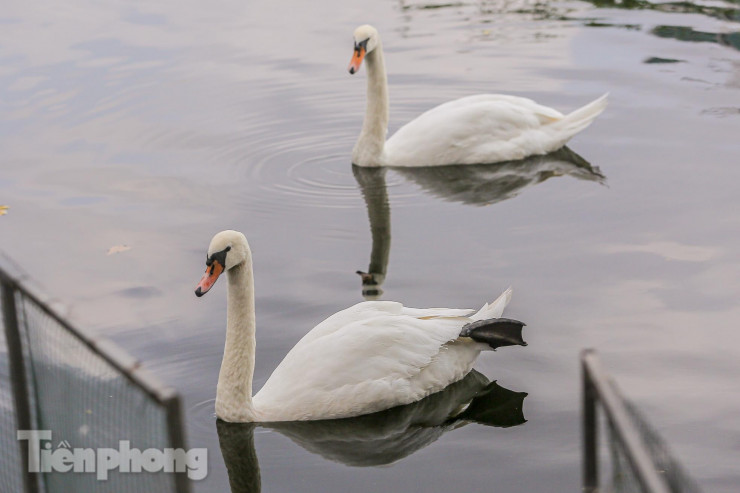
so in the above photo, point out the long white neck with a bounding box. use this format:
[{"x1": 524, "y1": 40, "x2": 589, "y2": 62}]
[
  {"x1": 215, "y1": 261, "x2": 258, "y2": 422},
  {"x1": 352, "y1": 43, "x2": 389, "y2": 167}
]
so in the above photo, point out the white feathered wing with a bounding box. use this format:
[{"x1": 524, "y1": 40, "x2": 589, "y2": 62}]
[
  {"x1": 253, "y1": 288, "x2": 512, "y2": 421},
  {"x1": 383, "y1": 94, "x2": 608, "y2": 167}
]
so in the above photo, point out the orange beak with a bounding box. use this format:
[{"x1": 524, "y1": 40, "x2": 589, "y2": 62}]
[
  {"x1": 348, "y1": 46, "x2": 366, "y2": 74},
  {"x1": 195, "y1": 261, "x2": 224, "y2": 297}
]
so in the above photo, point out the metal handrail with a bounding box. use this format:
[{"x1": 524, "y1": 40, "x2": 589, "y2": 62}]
[
  {"x1": 582, "y1": 349, "x2": 671, "y2": 493},
  {"x1": 0, "y1": 262, "x2": 177, "y2": 404}
]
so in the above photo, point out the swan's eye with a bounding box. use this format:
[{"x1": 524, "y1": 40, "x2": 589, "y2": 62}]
[
  {"x1": 206, "y1": 246, "x2": 231, "y2": 269},
  {"x1": 354, "y1": 38, "x2": 369, "y2": 52}
]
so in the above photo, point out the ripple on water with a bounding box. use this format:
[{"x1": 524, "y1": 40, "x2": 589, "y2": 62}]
[
  {"x1": 187, "y1": 398, "x2": 274, "y2": 439},
  {"x1": 224, "y1": 106, "x2": 415, "y2": 214},
  {"x1": 187, "y1": 398, "x2": 217, "y2": 437},
  {"x1": 250, "y1": 148, "x2": 421, "y2": 214}
]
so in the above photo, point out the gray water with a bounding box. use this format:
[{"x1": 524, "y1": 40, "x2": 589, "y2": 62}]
[{"x1": 1, "y1": 0, "x2": 739, "y2": 491}]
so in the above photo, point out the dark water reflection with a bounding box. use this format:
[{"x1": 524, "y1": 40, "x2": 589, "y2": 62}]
[
  {"x1": 588, "y1": 0, "x2": 740, "y2": 51},
  {"x1": 398, "y1": 0, "x2": 740, "y2": 51},
  {"x1": 354, "y1": 149, "x2": 604, "y2": 298},
  {"x1": 652, "y1": 26, "x2": 740, "y2": 52},
  {"x1": 218, "y1": 371, "x2": 525, "y2": 491},
  {"x1": 587, "y1": 0, "x2": 740, "y2": 24}
]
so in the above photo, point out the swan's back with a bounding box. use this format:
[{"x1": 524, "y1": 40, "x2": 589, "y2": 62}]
[
  {"x1": 384, "y1": 94, "x2": 605, "y2": 167},
  {"x1": 252, "y1": 302, "x2": 480, "y2": 421}
]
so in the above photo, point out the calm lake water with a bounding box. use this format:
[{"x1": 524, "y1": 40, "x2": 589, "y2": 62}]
[{"x1": 2, "y1": 0, "x2": 739, "y2": 491}]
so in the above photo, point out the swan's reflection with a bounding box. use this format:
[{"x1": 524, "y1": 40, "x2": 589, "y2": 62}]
[
  {"x1": 392, "y1": 147, "x2": 605, "y2": 206},
  {"x1": 217, "y1": 371, "x2": 526, "y2": 490},
  {"x1": 354, "y1": 148, "x2": 605, "y2": 298},
  {"x1": 217, "y1": 422, "x2": 261, "y2": 493},
  {"x1": 353, "y1": 166, "x2": 391, "y2": 299}
]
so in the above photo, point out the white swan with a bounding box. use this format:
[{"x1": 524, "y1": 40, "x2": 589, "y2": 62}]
[
  {"x1": 195, "y1": 230, "x2": 527, "y2": 423},
  {"x1": 348, "y1": 24, "x2": 608, "y2": 167}
]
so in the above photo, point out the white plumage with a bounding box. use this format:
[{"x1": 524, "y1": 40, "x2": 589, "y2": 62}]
[
  {"x1": 349, "y1": 24, "x2": 608, "y2": 167},
  {"x1": 195, "y1": 230, "x2": 523, "y2": 423}
]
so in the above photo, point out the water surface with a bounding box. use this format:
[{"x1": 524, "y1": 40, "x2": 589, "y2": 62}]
[{"x1": 1, "y1": 0, "x2": 739, "y2": 491}]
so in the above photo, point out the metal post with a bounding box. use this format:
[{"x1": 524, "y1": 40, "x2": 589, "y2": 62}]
[
  {"x1": 164, "y1": 393, "x2": 191, "y2": 493},
  {"x1": 582, "y1": 350, "x2": 672, "y2": 493},
  {"x1": 582, "y1": 349, "x2": 598, "y2": 492},
  {"x1": 1, "y1": 279, "x2": 39, "y2": 493}
]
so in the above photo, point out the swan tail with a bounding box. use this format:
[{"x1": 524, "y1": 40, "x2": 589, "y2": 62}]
[
  {"x1": 460, "y1": 318, "x2": 527, "y2": 350},
  {"x1": 554, "y1": 93, "x2": 608, "y2": 140},
  {"x1": 471, "y1": 287, "x2": 512, "y2": 321}
]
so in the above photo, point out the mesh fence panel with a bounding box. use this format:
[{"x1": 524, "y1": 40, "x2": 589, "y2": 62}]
[
  {"x1": 15, "y1": 291, "x2": 179, "y2": 492},
  {"x1": 0, "y1": 262, "x2": 188, "y2": 493},
  {"x1": 606, "y1": 400, "x2": 703, "y2": 493},
  {"x1": 608, "y1": 419, "x2": 645, "y2": 493},
  {"x1": 0, "y1": 291, "x2": 26, "y2": 493}
]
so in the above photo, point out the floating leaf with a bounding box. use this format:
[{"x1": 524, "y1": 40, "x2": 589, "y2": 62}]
[
  {"x1": 106, "y1": 245, "x2": 132, "y2": 255},
  {"x1": 0, "y1": 205, "x2": 8, "y2": 216}
]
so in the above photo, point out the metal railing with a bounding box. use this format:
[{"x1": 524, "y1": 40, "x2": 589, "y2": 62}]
[
  {"x1": 582, "y1": 349, "x2": 702, "y2": 493},
  {"x1": 0, "y1": 255, "x2": 190, "y2": 493}
]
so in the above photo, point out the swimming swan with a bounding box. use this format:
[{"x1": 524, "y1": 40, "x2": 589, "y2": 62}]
[
  {"x1": 195, "y1": 230, "x2": 527, "y2": 422},
  {"x1": 348, "y1": 24, "x2": 608, "y2": 167}
]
